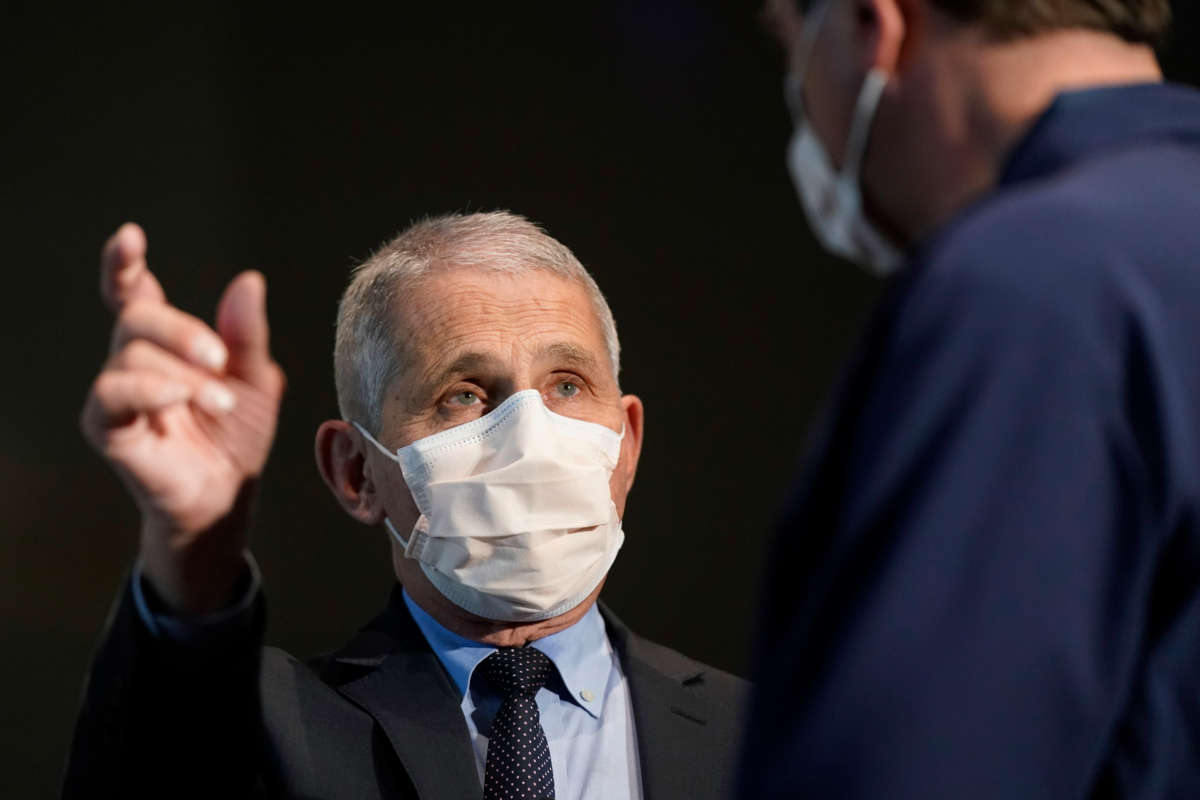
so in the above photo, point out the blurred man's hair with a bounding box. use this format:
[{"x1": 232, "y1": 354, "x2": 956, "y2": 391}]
[{"x1": 930, "y1": 0, "x2": 1171, "y2": 46}]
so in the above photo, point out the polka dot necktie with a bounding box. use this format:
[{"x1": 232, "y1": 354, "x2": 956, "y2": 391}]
[{"x1": 480, "y1": 647, "x2": 556, "y2": 800}]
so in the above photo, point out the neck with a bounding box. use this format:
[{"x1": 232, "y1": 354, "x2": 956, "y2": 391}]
[
  {"x1": 969, "y1": 29, "x2": 1163, "y2": 166},
  {"x1": 877, "y1": 28, "x2": 1163, "y2": 244}
]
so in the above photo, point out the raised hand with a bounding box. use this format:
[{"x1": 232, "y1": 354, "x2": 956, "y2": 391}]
[{"x1": 81, "y1": 223, "x2": 286, "y2": 614}]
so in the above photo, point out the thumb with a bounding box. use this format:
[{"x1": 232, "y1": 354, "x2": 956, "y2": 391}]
[{"x1": 216, "y1": 270, "x2": 281, "y2": 393}]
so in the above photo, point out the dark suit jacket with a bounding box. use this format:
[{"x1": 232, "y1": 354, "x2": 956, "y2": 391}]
[
  {"x1": 741, "y1": 83, "x2": 1200, "y2": 799},
  {"x1": 64, "y1": 582, "x2": 748, "y2": 799}
]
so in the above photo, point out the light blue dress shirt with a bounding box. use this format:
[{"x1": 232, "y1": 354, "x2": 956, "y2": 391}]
[{"x1": 403, "y1": 590, "x2": 644, "y2": 800}]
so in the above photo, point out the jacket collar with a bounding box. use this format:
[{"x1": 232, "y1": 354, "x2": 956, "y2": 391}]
[
  {"x1": 598, "y1": 603, "x2": 720, "y2": 800},
  {"x1": 330, "y1": 585, "x2": 481, "y2": 800},
  {"x1": 1001, "y1": 82, "x2": 1200, "y2": 187}
]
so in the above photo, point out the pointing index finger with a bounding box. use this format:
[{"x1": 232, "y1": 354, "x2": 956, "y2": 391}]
[{"x1": 101, "y1": 222, "x2": 167, "y2": 313}]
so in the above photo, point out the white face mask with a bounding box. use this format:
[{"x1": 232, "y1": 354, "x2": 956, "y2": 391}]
[
  {"x1": 354, "y1": 389, "x2": 625, "y2": 623},
  {"x1": 785, "y1": 0, "x2": 903, "y2": 275}
]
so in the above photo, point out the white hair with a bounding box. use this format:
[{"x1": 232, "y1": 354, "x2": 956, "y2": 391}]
[{"x1": 334, "y1": 211, "x2": 621, "y2": 433}]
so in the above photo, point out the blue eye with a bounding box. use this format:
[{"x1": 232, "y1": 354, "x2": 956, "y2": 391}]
[{"x1": 557, "y1": 381, "x2": 579, "y2": 398}]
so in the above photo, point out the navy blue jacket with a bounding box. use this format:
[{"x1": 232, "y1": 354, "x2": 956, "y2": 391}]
[{"x1": 741, "y1": 84, "x2": 1200, "y2": 798}]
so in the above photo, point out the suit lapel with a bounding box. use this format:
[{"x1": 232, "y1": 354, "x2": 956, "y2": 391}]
[
  {"x1": 333, "y1": 588, "x2": 481, "y2": 800},
  {"x1": 600, "y1": 604, "x2": 715, "y2": 800}
]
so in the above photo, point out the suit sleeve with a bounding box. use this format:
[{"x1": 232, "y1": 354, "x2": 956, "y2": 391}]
[
  {"x1": 744, "y1": 241, "x2": 1166, "y2": 798},
  {"x1": 62, "y1": 569, "x2": 267, "y2": 798}
]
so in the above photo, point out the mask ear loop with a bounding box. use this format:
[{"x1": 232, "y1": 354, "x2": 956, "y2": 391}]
[
  {"x1": 351, "y1": 421, "x2": 402, "y2": 465},
  {"x1": 383, "y1": 518, "x2": 412, "y2": 551},
  {"x1": 840, "y1": 68, "x2": 889, "y2": 183},
  {"x1": 350, "y1": 421, "x2": 414, "y2": 551}
]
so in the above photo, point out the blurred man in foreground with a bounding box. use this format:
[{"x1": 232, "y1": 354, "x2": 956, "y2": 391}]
[
  {"x1": 744, "y1": 0, "x2": 1200, "y2": 797},
  {"x1": 65, "y1": 212, "x2": 747, "y2": 799}
]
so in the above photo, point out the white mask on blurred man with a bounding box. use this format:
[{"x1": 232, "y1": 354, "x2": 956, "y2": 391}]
[{"x1": 785, "y1": 0, "x2": 903, "y2": 275}]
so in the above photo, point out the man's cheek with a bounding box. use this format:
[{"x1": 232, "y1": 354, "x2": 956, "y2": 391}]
[
  {"x1": 386, "y1": 483, "x2": 423, "y2": 533},
  {"x1": 608, "y1": 465, "x2": 629, "y2": 517}
]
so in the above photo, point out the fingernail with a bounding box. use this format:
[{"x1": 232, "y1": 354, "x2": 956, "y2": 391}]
[
  {"x1": 197, "y1": 382, "x2": 236, "y2": 414},
  {"x1": 192, "y1": 339, "x2": 228, "y2": 370}
]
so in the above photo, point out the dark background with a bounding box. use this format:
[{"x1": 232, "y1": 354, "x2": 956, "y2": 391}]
[{"x1": 2, "y1": 1, "x2": 1197, "y2": 795}]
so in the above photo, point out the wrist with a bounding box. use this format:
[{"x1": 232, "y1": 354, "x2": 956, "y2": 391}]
[
  {"x1": 138, "y1": 481, "x2": 259, "y2": 614},
  {"x1": 140, "y1": 535, "x2": 246, "y2": 615},
  {"x1": 133, "y1": 551, "x2": 262, "y2": 642}
]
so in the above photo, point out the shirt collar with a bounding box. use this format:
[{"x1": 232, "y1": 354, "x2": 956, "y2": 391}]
[
  {"x1": 1001, "y1": 82, "x2": 1200, "y2": 188},
  {"x1": 402, "y1": 589, "x2": 613, "y2": 719}
]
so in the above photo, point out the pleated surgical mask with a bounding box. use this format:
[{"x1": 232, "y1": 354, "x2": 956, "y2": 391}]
[
  {"x1": 785, "y1": 0, "x2": 903, "y2": 275},
  {"x1": 354, "y1": 389, "x2": 625, "y2": 622}
]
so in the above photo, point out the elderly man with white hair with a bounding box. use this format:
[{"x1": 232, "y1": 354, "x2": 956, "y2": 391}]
[{"x1": 65, "y1": 212, "x2": 747, "y2": 800}]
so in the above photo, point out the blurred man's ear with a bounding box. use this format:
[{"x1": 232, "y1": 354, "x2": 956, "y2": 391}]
[
  {"x1": 315, "y1": 420, "x2": 383, "y2": 524},
  {"x1": 856, "y1": 0, "x2": 911, "y2": 74}
]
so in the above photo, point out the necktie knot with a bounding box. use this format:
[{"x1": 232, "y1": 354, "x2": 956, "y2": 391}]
[{"x1": 481, "y1": 646, "x2": 554, "y2": 698}]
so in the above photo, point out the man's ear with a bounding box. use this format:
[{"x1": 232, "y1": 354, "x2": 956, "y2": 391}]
[
  {"x1": 315, "y1": 420, "x2": 383, "y2": 525},
  {"x1": 618, "y1": 395, "x2": 645, "y2": 493},
  {"x1": 856, "y1": 0, "x2": 912, "y2": 74}
]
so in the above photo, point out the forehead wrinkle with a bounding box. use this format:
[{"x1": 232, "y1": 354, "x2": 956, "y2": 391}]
[
  {"x1": 389, "y1": 269, "x2": 609, "y2": 398},
  {"x1": 418, "y1": 300, "x2": 597, "y2": 353},
  {"x1": 414, "y1": 287, "x2": 598, "y2": 347},
  {"x1": 407, "y1": 281, "x2": 591, "y2": 335}
]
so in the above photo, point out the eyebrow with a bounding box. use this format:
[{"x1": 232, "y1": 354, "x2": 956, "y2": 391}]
[
  {"x1": 425, "y1": 351, "x2": 501, "y2": 392},
  {"x1": 535, "y1": 342, "x2": 601, "y2": 372},
  {"x1": 421, "y1": 342, "x2": 601, "y2": 393}
]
